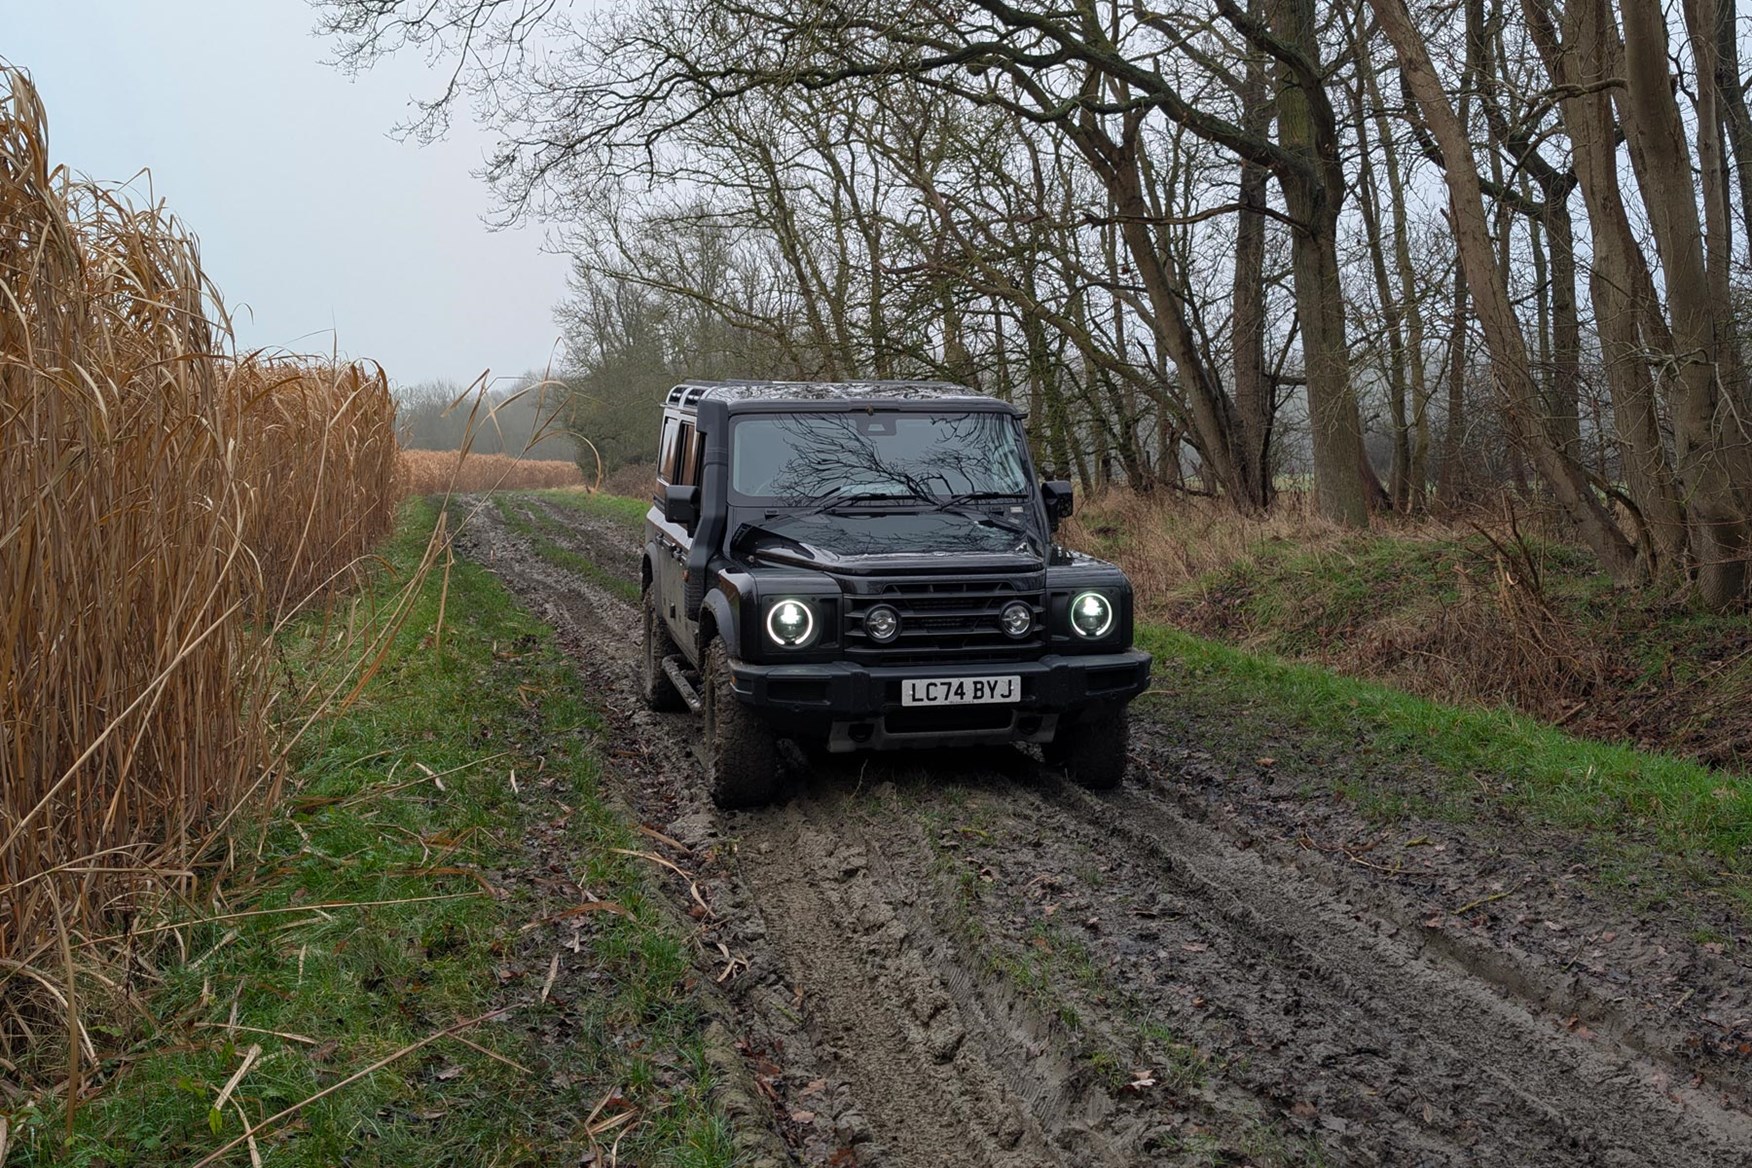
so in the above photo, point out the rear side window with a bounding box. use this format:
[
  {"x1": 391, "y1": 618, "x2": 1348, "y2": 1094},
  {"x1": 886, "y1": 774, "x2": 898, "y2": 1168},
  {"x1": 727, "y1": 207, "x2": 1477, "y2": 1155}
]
[
  {"x1": 657, "y1": 416, "x2": 680, "y2": 483},
  {"x1": 678, "y1": 424, "x2": 704, "y2": 486}
]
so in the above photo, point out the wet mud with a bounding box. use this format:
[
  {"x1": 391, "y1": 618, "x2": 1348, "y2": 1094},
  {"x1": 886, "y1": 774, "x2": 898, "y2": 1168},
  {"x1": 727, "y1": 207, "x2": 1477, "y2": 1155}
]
[{"x1": 455, "y1": 494, "x2": 1752, "y2": 1167}]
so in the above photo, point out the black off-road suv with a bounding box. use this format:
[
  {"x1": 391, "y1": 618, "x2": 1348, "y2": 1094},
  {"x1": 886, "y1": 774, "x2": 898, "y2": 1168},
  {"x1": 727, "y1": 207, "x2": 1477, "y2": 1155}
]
[{"x1": 639, "y1": 379, "x2": 1152, "y2": 807}]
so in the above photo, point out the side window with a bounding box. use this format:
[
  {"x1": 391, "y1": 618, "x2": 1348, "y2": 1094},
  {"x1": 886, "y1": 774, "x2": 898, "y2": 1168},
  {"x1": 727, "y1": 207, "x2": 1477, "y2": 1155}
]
[
  {"x1": 676, "y1": 423, "x2": 694, "y2": 485},
  {"x1": 679, "y1": 424, "x2": 704, "y2": 486},
  {"x1": 657, "y1": 416, "x2": 679, "y2": 484}
]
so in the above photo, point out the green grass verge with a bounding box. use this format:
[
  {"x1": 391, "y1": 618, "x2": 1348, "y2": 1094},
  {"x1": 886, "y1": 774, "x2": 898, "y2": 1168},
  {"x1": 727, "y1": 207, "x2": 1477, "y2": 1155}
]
[
  {"x1": 13, "y1": 500, "x2": 730, "y2": 1167},
  {"x1": 1074, "y1": 510, "x2": 1752, "y2": 773},
  {"x1": 1142, "y1": 624, "x2": 1752, "y2": 882}
]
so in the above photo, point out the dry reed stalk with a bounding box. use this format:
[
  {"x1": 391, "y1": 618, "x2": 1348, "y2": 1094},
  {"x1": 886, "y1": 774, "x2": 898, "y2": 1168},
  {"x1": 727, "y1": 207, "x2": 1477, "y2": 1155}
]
[
  {"x1": 1, "y1": 69, "x2": 266, "y2": 1003},
  {"x1": 231, "y1": 357, "x2": 401, "y2": 612},
  {"x1": 0, "y1": 66, "x2": 404, "y2": 1088},
  {"x1": 398, "y1": 448, "x2": 585, "y2": 494}
]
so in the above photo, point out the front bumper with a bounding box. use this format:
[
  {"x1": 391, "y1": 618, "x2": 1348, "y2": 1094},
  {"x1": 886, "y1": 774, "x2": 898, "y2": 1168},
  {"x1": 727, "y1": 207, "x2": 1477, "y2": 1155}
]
[{"x1": 728, "y1": 649, "x2": 1152, "y2": 751}]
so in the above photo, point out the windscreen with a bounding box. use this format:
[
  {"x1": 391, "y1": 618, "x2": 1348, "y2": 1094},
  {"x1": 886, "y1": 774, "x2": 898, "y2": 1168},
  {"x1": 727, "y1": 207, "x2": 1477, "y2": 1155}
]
[{"x1": 730, "y1": 411, "x2": 1030, "y2": 504}]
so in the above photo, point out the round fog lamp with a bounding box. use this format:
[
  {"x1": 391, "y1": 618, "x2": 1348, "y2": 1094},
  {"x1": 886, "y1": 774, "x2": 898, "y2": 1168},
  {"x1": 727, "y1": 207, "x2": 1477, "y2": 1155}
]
[
  {"x1": 864, "y1": 604, "x2": 900, "y2": 643},
  {"x1": 1069, "y1": 591, "x2": 1114, "y2": 638},
  {"x1": 1000, "y1": 601, "x2": 1033, "y2": 638},
  {"x1": 766, "y1": 599, "x2": 815, "y2": 646}
]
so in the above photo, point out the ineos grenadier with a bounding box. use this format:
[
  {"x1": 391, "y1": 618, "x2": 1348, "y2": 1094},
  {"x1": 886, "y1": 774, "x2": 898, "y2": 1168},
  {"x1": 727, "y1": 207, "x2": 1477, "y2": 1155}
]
[{"x1": 639, "y1": 380, "x2": 1152, "y2": 807}]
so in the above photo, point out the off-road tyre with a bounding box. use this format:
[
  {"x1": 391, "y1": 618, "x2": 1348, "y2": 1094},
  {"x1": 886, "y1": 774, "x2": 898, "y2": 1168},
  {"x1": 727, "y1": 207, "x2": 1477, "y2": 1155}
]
[
  {"x1": 1045, "y1": 705, "x2": 1129, "y2": 791},
  {"x1": 640, "y1": 583, "x2": 685, "y2": 712},
  {"x1": 702, "y1": 637, "x2": 780, "y2": 808}
]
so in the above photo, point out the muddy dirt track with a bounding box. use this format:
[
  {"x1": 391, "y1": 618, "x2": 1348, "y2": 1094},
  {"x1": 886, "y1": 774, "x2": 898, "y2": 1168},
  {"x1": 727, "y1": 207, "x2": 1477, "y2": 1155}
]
[{"x1": 455, "y1": 494, "x2": 1752, "y2": 1167}]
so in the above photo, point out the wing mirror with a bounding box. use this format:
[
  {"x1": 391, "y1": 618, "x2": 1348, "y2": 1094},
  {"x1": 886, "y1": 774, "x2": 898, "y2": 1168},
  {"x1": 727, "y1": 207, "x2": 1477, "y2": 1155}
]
[
  {"x1": 662, "y1": 483, "x2": 700, "y2": 530},
  {"x1": 1040, "y1": 480, "x2": 1074, "y2": 530}
]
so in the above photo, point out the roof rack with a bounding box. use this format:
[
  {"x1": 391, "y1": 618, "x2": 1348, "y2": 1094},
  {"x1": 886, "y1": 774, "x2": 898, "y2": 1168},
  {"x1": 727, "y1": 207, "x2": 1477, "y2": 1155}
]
[{"x1": 662, "y1": 379, "x2": 997, "y2": 408}]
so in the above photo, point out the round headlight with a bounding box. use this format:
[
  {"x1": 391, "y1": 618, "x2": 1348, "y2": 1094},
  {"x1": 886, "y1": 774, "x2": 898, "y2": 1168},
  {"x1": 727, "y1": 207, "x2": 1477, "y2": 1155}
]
[
  {"x1": 1000, "y1": 601, "x2": 1033, "y2": 638},
  {"x1": 765, "y1": 598, "x2": 816, "y2": 647},
  {"x1": 864, "y1": 604, "x2": 900, "y2": 643},
  {"x1": 1069, "y1": 591, "x2": 1113, "y2": 638}
]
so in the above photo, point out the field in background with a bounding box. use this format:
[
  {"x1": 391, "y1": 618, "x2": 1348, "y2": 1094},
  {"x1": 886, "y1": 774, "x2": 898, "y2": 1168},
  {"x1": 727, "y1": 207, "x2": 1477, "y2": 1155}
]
[
  {"x1": 1067, "y1": 491, "x2": 1752, "y2": 773},
  {"x1": 0, "y1": 68, "x2": 406, "y2": 1102},
  {"x1": 400, "y1": 448, "x2": 585, "y2": 494}
]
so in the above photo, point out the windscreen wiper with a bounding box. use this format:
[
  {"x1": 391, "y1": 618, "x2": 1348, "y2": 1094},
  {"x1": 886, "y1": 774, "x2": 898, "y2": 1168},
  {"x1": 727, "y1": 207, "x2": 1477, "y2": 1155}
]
[
  {"x1": 932, "y1": 491, "x2": 1038, "y2": 543},
  {"x1": 939, "y1": 490, "x2": 1030, "y2": 505},
  {"x1": 937, "y1": 506, "x2": 1039, "y2": 545},
  {"x1": 798, "y1": 485, "x2": 933, "y2": 516}
]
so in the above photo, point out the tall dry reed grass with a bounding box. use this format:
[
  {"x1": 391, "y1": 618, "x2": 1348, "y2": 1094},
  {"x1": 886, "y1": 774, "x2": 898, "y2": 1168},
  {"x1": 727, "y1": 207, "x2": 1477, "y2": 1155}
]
[
  {"x1": 0, "y1": 68, "x2": 401, "y2": 1075},
  {"x1": 239, "y1": 358, "x2": 401, "y2": 609},
  {"x1": 399, "y1": 448, "x2": 585, "y2": 494}
]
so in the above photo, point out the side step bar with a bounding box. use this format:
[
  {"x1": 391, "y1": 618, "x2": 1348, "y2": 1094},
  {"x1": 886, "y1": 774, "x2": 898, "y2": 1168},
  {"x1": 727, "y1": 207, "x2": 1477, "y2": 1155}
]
[{"x1": 661, "y1": 655, "x2": 704, "y2": 715}]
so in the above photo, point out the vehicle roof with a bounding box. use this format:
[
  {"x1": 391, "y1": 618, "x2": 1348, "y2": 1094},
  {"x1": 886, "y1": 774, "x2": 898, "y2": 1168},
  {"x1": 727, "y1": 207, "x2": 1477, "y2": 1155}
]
[{"x1": 664, "y1": 379, "x2": 1013, "y2": 411}]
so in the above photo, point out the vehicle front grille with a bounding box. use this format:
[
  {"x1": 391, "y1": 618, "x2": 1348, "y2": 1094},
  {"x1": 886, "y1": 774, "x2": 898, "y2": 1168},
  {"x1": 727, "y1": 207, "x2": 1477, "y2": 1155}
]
[{"x1": 844, "y1": 577, "x2": 1046, "y2": 664}]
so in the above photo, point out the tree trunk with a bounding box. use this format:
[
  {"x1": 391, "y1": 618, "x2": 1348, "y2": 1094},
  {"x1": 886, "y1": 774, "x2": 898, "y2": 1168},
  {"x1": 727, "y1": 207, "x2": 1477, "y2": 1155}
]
[
  {"x1": 1371, "y1": 0, "x2": 1641, "y2": 581},
  {"x1": 1271, "y1": 0, "x2": 1373, "y2": 525},
  {"x1": 1523, "y1": 0, "x2": 1690, "y2": 575},
  {"x1": 1351, "y1": 24, "x2": 1412, "y2": 510},
  {"x1": 1712, "y1": 0, "x2": 1752, "y2": 255},
  {"x1": 1073, "y1": 118, "x2": 1261, "y2": 509},
  {"x1": 1436, "y1": 263, "x2": 1469, "y2": 509},
  {"x1": 1231, "y1": 19, "x2": 1275, "y2": 509},
  {"x1": 1364, "y1": 43, "x2": 1434, "y2": 511},
  {"x1": 1619, "y1": 0, "x2": 1752, "y2": 605}
]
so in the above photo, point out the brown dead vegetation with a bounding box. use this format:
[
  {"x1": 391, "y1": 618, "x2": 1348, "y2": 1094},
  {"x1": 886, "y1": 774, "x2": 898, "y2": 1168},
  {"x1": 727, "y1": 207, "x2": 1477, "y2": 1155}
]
[
  {"x1": 0, "y1": 68, "x2": 405, "y2": 1074},
  {"x1": 599, "y1": 460, "x2": 655, "y2": 499},
  {"x1": 399, "y1": 448, "x2": 586, "y2": 495},
  {"x1": 1067, "y1": 490, "x2": 1752, "y2": 771}
]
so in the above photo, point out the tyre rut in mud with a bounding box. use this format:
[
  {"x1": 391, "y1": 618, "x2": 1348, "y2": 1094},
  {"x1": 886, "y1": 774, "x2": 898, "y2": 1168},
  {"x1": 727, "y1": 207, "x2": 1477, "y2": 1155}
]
[{"x1": 450, "y1": 494, "x2": 1752, "y2": 1168}]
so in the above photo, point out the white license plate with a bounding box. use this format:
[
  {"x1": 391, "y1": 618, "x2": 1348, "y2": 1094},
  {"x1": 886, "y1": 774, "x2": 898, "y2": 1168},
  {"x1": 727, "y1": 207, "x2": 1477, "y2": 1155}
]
[{"x1": 901, "y1": 675, "x2": 1020, "y2": 707}]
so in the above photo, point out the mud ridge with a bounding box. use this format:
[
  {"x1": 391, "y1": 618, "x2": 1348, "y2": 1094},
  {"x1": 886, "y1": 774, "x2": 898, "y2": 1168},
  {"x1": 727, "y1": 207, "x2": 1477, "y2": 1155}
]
[{"x1": 448, "y1": 493, "x2": 1752, "y2": 1167}]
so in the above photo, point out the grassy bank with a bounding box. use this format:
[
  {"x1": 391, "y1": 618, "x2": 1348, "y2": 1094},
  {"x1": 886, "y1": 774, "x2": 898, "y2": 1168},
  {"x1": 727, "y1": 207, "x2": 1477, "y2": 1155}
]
[
  {"x1": 1068, "y1": 492, "x2": 1752, "y2": 775},
  {"x1": 10, "y1": 501, "x2": 729, "y2": 1167},
  {"x1": 1141, "y1": 627, "x2": 1752, "y2": 893}
]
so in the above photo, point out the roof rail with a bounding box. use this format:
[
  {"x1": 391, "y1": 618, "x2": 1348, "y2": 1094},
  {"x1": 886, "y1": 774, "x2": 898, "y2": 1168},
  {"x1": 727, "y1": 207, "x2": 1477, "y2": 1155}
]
[{"x1": 665, "y1": 382, "x2": 717, "y2": 408}]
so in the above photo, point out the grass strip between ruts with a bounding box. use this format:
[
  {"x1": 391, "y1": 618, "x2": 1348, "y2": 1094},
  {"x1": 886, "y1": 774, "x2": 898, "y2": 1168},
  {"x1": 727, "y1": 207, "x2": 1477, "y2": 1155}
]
[{"x1": 534, "y1": 488, "x2": 651, "y2": 531}]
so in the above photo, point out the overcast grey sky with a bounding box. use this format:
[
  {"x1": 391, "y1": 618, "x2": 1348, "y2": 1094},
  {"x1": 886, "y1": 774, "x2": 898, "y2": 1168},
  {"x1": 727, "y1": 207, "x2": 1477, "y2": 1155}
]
[{"x1": 4, "y1": 0, "x2": 573, "y2": 389}]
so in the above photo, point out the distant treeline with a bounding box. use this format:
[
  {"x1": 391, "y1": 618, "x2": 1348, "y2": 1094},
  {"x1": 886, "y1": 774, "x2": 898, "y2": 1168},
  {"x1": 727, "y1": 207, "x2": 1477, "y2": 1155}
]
[{"x1": 395, "y1": 377, "x2": 581, "y2": 464}]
